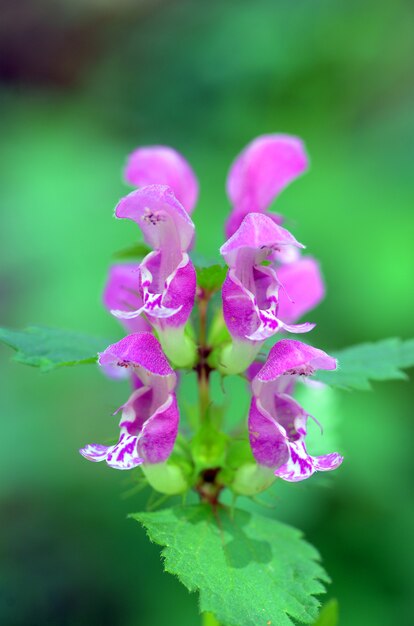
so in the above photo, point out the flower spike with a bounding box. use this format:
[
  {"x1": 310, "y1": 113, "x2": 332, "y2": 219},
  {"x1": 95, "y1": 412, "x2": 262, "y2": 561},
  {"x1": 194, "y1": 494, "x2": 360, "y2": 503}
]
[{"x1": 80, "y1": 333, "x2": 179, "y2": 470}]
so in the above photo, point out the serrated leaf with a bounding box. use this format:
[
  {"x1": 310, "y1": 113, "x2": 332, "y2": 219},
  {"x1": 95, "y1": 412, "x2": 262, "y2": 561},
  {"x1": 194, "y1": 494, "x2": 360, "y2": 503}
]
[
  {"x1": 132, "y1": 504, "x2": 328, "y2": 626},
  {"x1": 315, "y1": 338, "x2": 414, "y2": 390},
  {"x1": 312, "y1": 599, "x2": 338, "y2": 626},
  {"x1": 196, "y1": 264, "x2": 228, "y2": 292},
  {"x1": 0, "y1": 326, "x2": 110, "y2": 371},
  {"x1": 113, "y1": 242, "x2": 151, "y2": 260}
]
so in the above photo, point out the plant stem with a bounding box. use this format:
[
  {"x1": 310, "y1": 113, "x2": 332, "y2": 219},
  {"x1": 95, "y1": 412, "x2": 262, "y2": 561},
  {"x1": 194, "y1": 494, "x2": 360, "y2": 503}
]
[
  {"x1": 197, "y1": 294, "x2": 211, "y2": 419},
  {"x1": 202, "y1": 612, "x2": 221, "y2": 626},
  {"x1": 199, "y1": 368, "x2": 210, "y2": 418}
]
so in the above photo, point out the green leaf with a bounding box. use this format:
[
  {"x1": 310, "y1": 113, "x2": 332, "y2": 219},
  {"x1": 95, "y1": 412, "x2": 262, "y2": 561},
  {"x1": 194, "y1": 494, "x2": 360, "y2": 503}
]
[
  {"x1": 312, "y1": 599, "x2": 338, "y2": 626},
  {"x1": 196, "y1": 264, "x2": 228, "y2": 292},
  {"x1": 315, "y1": 338, "x2": 414, "y2": 390},
  {"x1": 132, "y1": 504, "x2": 328, "y2": 626},
  {"x1": 0, "y1": 326, "x2": 110, "y2": 371},
  {"x1": 113, "y1": 242, "x2": 151, "y2": 259}
]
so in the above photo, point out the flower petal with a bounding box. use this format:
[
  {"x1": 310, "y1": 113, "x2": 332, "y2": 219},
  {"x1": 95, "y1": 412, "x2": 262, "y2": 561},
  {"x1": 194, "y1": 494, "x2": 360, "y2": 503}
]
[
  {"x1": 103, "y1": 264, "x2": 150, "y2": 333},
  {"x1": 141, "y1": 252, "x2": 196, "y2": 327},
  {"x1": 255, "y1": 339, "x2": 337, "y2": 384},
  {"x1": 115, "y1": 185, "x2": 194, "y2": 252},
  {"x1": 225, "y1": 134, "x2": 308, "y2": 237},
  {"x1": 277, "y1": 257, "x2": 325, "y2": 324},
  {"x1": 221, "y1": 212, "x2": 303, "y2": 268},
  {"x1": 248, "y1": 397, "x2": 289, "y2": 468},
  {"x1": 79, "y1": 435, "x2": 143, "y2": 470},
  {"x1": 124, "y1": 145, "x2": 199, "y2": 214},
  {"x1": 275, "y1": 440, "x2": 343, "y2": 482},
  {"x1": 225, "y1": 210, "x2": 283, "y2": 243},
  {"x1": 98, "y1": 332, "x2": 174, "y2": 379},
  {"x1": 138, "y1": 394, "x2": 180, "y2": 463},
  {"x1": 79, "y1": 443, "x2": 111, "y2": 462}
]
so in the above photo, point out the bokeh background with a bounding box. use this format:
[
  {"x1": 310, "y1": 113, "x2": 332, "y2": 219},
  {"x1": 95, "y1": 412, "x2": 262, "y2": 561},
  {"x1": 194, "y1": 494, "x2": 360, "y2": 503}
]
[{"x1": 1, "y1": 1, "x2": 414, "y2": 625}]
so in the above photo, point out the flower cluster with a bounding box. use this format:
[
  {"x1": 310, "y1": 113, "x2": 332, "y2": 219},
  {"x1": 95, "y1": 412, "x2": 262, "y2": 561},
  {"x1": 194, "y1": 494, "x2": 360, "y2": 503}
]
[{"x1": 80, "y1": 136, "x2": 343, "y2": 495}]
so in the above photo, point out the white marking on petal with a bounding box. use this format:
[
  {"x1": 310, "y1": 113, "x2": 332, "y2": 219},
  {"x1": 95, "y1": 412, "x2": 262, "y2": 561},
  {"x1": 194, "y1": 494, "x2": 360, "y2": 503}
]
[{"x1": 275, "y1": 440, "x2": 343, "y2": 482}]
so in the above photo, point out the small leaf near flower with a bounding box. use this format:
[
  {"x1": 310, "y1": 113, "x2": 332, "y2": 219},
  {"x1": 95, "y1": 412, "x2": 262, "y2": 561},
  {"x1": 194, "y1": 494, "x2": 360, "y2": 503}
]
[{"x1": 196, "y1": 264, "x2": 228, "y2": 293}]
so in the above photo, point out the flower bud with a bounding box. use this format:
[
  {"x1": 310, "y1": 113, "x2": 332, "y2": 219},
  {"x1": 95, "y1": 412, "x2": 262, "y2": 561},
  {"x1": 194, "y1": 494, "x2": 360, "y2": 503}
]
[{"x1": 142, "y1": 460, "x2": 192, "y2": 495}]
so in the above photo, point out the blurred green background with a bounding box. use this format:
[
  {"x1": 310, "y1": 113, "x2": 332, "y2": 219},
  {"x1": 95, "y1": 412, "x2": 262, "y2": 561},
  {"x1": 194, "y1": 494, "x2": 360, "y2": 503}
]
[{"x1": 1, "y1": 1, "x2": 413, "y2": 624}]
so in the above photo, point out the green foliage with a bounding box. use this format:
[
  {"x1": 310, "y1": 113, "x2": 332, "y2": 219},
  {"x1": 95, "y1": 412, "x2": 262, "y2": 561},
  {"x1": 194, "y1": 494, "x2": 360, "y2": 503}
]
[
  {"x1": 113, "y1": 242, "x2": 152, "y2": 259},
  {"x1": 315, "y1": 338, "x2": 414, "y2": 390},
  {"x1": 196, "y1": 264, "x2": 228, "y2": 293},
  {"x1": 0, "y1": 326, "x2": 109, "y2": 371},
  {"x1": 132, "y1": 504, "x2": 328, "y2": 626},
  {"x1": 312, "y1": 599, "x2": 338, "y2": 626}
]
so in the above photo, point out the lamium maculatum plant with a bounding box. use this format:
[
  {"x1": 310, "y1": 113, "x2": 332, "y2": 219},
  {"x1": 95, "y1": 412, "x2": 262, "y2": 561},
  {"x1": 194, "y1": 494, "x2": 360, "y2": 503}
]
[{"x1": 2, "y1": 135, "x2": 414, "y2": 626}]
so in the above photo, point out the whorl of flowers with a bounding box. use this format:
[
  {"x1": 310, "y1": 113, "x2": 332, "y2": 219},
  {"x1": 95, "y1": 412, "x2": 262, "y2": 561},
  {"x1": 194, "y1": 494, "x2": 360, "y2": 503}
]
[{"x1": 80, "y1": 135, "x2": 343, "y2": 500}]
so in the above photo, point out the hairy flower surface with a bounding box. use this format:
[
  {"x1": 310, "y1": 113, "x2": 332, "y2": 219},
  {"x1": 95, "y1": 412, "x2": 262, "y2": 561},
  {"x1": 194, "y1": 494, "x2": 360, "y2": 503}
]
[
  {"x1": 80, "y1": 333, "x2": 179, "y2": 470},
  {"x1": 249, "y1": 340, "x2": 343, "y2": 481}
]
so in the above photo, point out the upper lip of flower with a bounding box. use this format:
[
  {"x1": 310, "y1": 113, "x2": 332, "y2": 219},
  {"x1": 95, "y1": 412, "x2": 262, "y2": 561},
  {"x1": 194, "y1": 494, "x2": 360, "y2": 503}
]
[
  {"x1": 115, "y1": 184, "x2": 195, "y2": 252},
  {"x1": 123, "y1": 145, "x2": 199, "y2": 214},
  {"x1": 225, "y1": 134, "x2": 309, "y2": 238}
]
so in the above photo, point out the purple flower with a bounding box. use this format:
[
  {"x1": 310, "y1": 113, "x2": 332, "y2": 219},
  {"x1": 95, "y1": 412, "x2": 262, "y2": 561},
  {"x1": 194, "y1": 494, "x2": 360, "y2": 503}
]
[
  {"x1": 103, "y1": 264, "x2": 151, "y2": 334},
  {"x1": 219, "y1": 213, "x2": 315, "y2": 373},
  {"x1": 124, "y1": 145, "x2": 198, "y2": 214},
  {"x1": 249, "y1": 339, "x2": 343, "y2": 482},
  {"x1": 80, "y1": 333, "x2": 179, "y2": 470},
  {"x1": 276, "y1": 257, "x2": 325, "y2": 325},
  {"x1": 225, "y1": 134, "x2": 308, "y2": 238},
  {"x1": 111, "y1": 185, "x2": 197, "y2": 366}
]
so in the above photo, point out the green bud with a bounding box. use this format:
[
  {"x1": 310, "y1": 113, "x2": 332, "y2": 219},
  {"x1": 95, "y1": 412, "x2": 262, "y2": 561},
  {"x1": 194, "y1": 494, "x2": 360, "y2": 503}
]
[
  {"x1": 231, "y1": 463, "x2": 276, "y2": 496},
  {"x1": 142, "y1": 461, "x2": 192, "y2": 495},
  {"x1": 217, "y1": 340, "x2": 261, "y2": 375},
  {"x1": 157, "y1": 325, "x2": 197, "y2": 369}
]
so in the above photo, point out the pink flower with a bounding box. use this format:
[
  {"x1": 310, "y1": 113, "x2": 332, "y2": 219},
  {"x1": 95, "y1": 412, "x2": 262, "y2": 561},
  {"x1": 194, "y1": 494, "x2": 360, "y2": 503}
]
[
  {"x1": 80, "y1": 333, "x2": 179, "y2": 470},
  {"x1": 219, "y1": 213, "x2": 315, "y2": 373},
  {"x1": 103, "y1": 264, "x2": 151, "y2": 334},
  {"x1": 110, "y1": 185, "x2": 197, "y2": 366},
  {"x1": 124, "y1": 145, "x2": 198, "y2": 214},
  {"x1": 225, "y1": 134, "x2": 308, "y2": 238},
  {"x1": 249, "y1": 339, "x2": 343, "y2": 482}
]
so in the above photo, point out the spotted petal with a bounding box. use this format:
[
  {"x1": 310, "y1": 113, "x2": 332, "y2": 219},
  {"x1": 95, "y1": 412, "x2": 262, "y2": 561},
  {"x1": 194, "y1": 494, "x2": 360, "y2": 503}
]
[
  {"x1": 80, "y1": 435, "x2": 143, "y2": 470},
  {"x1": 275, "y1": 440, "x2": 343, "y2": 482}
]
